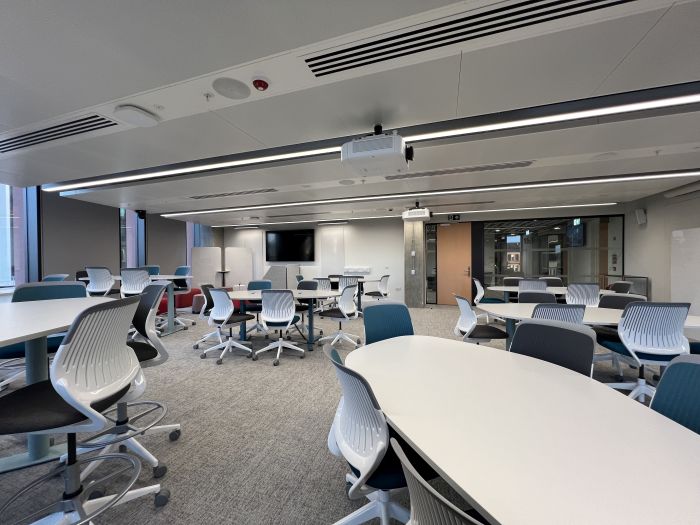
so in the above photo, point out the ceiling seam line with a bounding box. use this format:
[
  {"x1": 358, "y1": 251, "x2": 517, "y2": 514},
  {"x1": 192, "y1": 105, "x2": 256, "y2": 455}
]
[
  {"x1": 207, "y1": 110, "x2": 268, "y2": 148},
  {"x1": 455, "y1": 51, "x2": 464, "y2": 118}
]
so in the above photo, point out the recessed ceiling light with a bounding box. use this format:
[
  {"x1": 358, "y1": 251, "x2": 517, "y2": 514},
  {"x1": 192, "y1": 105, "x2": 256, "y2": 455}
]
[{"x1": 212, "y1": 77, "x2": 251, "y2": 100}]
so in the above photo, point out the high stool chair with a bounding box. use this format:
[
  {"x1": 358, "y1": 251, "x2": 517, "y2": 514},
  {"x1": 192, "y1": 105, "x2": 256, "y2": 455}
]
[{"x1": 0, "y1": 297, "x2": 169, "y2": 524}]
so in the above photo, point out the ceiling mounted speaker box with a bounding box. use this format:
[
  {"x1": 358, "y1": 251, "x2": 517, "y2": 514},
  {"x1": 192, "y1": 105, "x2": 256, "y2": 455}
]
[{"x1": 635, "y1": 208, "x2": 647, "y2": 225}]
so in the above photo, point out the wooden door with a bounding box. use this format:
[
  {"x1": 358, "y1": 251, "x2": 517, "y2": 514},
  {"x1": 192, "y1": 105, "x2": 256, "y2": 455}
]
[{"x1": 436, "y1": 222, "x2": 472, "y2": 305}]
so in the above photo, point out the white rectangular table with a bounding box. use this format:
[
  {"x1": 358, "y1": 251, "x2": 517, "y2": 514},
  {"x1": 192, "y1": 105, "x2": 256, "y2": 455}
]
[
  {"x1": 346, "y1": 336, "x2": 700, "y2": 525},
  {"x1": 0, "y1": 296, "x2": 112, "y2": 473},
  {"x1": 229, "y1": 289, "x2": 340, "y2": 348}
]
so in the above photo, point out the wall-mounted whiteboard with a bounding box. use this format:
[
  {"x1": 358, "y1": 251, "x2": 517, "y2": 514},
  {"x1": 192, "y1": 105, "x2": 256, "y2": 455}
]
[{"x1": 671, "y1": 228, "x2": 700, "y2": 317}]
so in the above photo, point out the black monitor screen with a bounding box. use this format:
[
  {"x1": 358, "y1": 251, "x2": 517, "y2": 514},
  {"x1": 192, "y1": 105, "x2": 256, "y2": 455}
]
[{"x1": 265, "y1": 230, "x2": 315, "y2": 262}]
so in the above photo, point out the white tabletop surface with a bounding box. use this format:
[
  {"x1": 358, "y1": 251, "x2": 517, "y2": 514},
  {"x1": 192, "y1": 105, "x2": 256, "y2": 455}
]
[
  {"x1": 345, "y1": 336, "x2": 700, "y2": 525},
  {"x1": 0, "y1": 297, "x2": 112, "y2": 346},
  {"x1": 79, "y1": 275, "x2": 191, "y2": 282},
  {"x1": 228, "y1": 289, "x2": 341, "y2": 301},
  {"x1": 477, "y1": 302, "x2": 700, "y2": 328}
]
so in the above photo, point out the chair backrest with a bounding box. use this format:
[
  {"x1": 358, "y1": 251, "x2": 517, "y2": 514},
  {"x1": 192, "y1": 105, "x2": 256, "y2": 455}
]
[
  {"x1": 610, "y1": 280, "x2": 633, "y2": 293},
  {"x1": 247, "y1": 279, "x2": 272, "y2": 291},
  {"x1": 377, "y1": 275, "x2": 390, "y2": 296},
  {"x1": 598, "y1": 293, "x2": 647, "y2": 310},
  {"x1": 141, "y1": 265, "x2": 160, "y2": 276},
  {"x1": 209, "y1": 288, "x2": 235, "y2": 323},
  {"x1": 297, "y1": 280, "x2": 318, "y2": 291},
  {"x1": 363, "y1": 302, "x2": 414, "y2": 345},
  {"x1": 566, "y1": 283, "x2": 600, "y2": 307},
  {"x1": 519, "y1": 279, "x2": 547, "y2": 292},
  {"x1": 390, "y1": 438, "x2": 483, "y2": 525},
  {"x1": 12, "y1": 281, "x2": 87, "y2": 302},
  {"x1": 651, "y1": 355, "x2": 700, "y2": 435},
  {"x1": 120, "y1": 268, "x2": 150, "y2": 295},
  {"x1": 473, "y1": 278, "x2": 485, "y2": 304},
  {"x1": 42, "y1": 274, "x2": 69, "y2": 282},
  {"x1": 618, "y1": 302, "x2": 690, "y2": 361},
  {"x1": 518, "y1": 291, "x2": 556, "y2": 304},
  {"x1": 324, "y1": 347, "x2": 389, "y2": 499},
  {"x1": 173, "y1": 265, "x2": 191, "y2": 289},
  {"x1": 132, "y1": 283, "x2": 168, "y2": 339},
  {"x1": 85, "y1": 266, "x2": 115, "y2": 294},
  {"x1": 314, "y1": 277, "x2": 332, "y2": 291},
  {"x1": 453, "y1": 295, "x2": 477, "y2": 337},
  {"x1": 261, "y1": 290, "x2": 297, "y2": 325},
  {"x1": 338, "y1": 285, "x2": 358, "y2": 317},
  {"x1": 295, "y1": 274, "x2": 304, "y2": 283},
  {"x1": 339, "y1": 275, "x2": 359, "y2": 289},
  {"x1": 200, "y1": 284, "x2": 214, "y2": 314},
  {"x1": 510, "y1": 319, "x2": 596, "y2": 376},
  {"x1": 51, "y1": 297, "x2": 141, "y2": 432},
  {"x1": 502, "y1": 277, "x2": 521, "y2": 286},
  {"x1": 540, "y1": 276, "x2": 563, "y2": 287},
  {"x1": 532, "y1": 303, "x2": 585, "y2": 324},
  {"x1": 75, "y1": 270, "x2": 88, "y2": 281}
]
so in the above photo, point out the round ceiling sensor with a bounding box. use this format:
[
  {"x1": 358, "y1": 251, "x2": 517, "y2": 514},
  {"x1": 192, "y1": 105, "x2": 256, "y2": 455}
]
[
  {"x1": 113, "y1": 104, "x2": 160, "y2": 127},
  {"x1": 212, "y1": 77, "x2": 251, "y2": 100}
]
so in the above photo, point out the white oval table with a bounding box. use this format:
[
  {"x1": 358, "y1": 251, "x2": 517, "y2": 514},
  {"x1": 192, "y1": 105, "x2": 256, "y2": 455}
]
[
  {"x1": 487, "y1": 285, "x2": 617, "y2": 302},
  {"x1": 345, "y1": 336, "x2": 700, "y2": 525}
]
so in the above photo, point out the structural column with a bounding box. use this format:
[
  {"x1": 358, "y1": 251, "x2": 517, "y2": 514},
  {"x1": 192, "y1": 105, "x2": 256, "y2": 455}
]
[{"x1": 404, "y1": 221, "x2": 426, "y2": 308}]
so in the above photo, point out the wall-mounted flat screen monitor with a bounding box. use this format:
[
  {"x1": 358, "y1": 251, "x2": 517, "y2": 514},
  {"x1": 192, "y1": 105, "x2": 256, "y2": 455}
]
[{"x1": 265, "y1": 229, "x2": 315, "y2": 262}]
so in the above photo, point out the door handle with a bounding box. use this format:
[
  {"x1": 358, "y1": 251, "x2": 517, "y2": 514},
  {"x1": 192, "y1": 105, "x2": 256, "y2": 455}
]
[{"x1": 465, "y1": 266, "x2": 471, "y2": 276}]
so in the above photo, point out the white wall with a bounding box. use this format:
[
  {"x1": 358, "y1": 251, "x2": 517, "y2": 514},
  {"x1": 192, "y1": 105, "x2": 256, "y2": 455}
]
[
  {"x1": 223, "y1": 218, "x2": 405, "y2": 301},
  {"x1": 625, "y1": 190, "x2": 700, "y2": 302}
]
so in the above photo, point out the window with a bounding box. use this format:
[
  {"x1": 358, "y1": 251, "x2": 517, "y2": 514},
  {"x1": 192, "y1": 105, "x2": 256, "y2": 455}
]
[
  {"x1": 0, "y1": 185, "x2": 27, "y2": 287},
  {"x1": 119, "y1": 208, "x2": 138, "y2": 269}
]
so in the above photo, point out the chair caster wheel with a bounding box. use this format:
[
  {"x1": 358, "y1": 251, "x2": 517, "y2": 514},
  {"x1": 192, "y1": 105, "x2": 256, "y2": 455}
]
[
  {"x1": 319, "y1": 330, "x2": 323, "y2": 336},
  {"x1": 200, "y1": 353, "x2": 206, "y2": 359},
  {"x1": 300, "y1": 354, "x2": 305, "y2": 359},
  {"x1": 169, "y1": 429, "x2": 181, "y2": 441},
  {"x1": 88, "y1": 489, "x2": 105, "y2": 500},
  {"x1": 264, "y1": 334, "x2": 269, "y2": 340},
  {"x1": 193, "y1": 344, "x2": 199, "y2": 350},
  {"x1": 246, "y1": 353, "x2": 252, "y2": 358},
  {"x1": 345, "y1": 481, "x2": 353, "y2": 497},
  {"x1": 252, "y1": 354, "x2": 258, "y2": 361},
  {"x1": 216, "y1": 359, "x2": 223, "y2": 365},
  {"x1": 119, "y1": 444, "x2": 127, "y2": 453},
  {"x1": 155, "y1": 489, "x2": 170, "y2": 507},
  {"x1": 357, "y1": 338, "x2": 362, "y2": 345},
  {"x1": 183, "y1": 326, "x2": 188, "y2": 330},
  {"x1": 153, "y1": 465, "x2": 168, "y2": 478},
  {"x1": 273, "y1": 359, "x2": 279, "y2": 366},
  {"x1": 192, "y1": 321, "x2": 196, "y2": 326},
  {"x1": 286, "y1": 336, "x2": 292, "y2": 340}
]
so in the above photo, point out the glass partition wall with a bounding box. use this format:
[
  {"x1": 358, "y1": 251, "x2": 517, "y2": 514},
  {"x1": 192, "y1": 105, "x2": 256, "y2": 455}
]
[{"x1": 484, "y1": 215, "x2": 623, "y2": 287}]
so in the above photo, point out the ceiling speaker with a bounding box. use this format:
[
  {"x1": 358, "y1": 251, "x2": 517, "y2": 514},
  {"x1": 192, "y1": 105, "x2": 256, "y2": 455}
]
[{"x1": 635, "y1": 208, "x2": 647, "y2": 225}]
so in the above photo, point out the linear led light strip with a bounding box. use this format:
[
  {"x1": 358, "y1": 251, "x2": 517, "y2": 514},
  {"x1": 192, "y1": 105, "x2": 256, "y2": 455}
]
[
  {"x1": 44, "y1": 93, "x2": 700, "y2": 193},
  {"x1": 162, "y1": 171, "x2": 700, "y2": 217},
  {"x1": 214, "y1": 203, "x2": 617, "y2": 228}
]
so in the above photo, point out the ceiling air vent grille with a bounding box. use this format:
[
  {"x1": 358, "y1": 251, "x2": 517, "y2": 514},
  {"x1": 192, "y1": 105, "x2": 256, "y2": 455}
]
[
  {"x1": 305, "y1": 0, "x2": 634, "y2": 77},
  {"x1": 0, "y1": 114, "x2": 118, "y2": 154},
  {"x1": 385, "y1": 160, "x2": 534, "y2": 181},
  {"x1": 189, "y1": 188, "x2": 278, "y2": 200}
]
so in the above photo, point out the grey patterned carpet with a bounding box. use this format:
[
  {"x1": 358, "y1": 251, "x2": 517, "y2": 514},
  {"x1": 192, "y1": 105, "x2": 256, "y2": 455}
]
[{"x1": 0, "y1": 306, "x2": 627, "y2": 524}]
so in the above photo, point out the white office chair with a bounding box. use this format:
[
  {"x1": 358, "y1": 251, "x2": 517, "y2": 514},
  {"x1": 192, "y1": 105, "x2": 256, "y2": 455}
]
[
  {"x1": 253, "y1": 290, "x2": 306, "y2": 366},
  {"x1": 85, "y1": 266, "x2": 115, "y2": 296},
  {"x1": 325, "y1": 348, "x2": 410, "y2": 525},
  {"x1": 454, "y1": 294, "x2": 507, "y2": 344},
  {"x1": 0, "y1": 297, "x2": 169, "y2": 523},
  {"x1": 192, "y1": 284, "x2": 221, "y2": 350},
  {"x1": 171, "y1": 265, "x2": 196, "y2": 328},
  {"x1": 604, "y1": 302, "x2": 690, "y2": 403},
  {"x1": 120, "y1": 268, "x2": 150, "y2": 297},
  {"x1": 518, "y1": 279, "x2": 547, "y2": 292},
  {"x1": 566, "y1": 283, "x2": 600, "y2": 306},
  {"x1": 364, "y1": 275, "x2": 390, "y2": 300},
  {"x1": 532, "y1": 303, "x2": 585, "y2": 324},
  {"x1": 314, "y1": 277, "x2": 333, "y2": 313},
  {"x1": 318, "y1": 285, "x2": 362, "y2": 348},
  {"x1": 199, "y1": 288, "x2": 255, "y2": 364}
]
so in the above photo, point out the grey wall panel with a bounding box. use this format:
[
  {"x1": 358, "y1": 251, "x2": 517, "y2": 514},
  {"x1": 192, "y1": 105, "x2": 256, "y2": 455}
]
[
  {"x1": 41, "y1": 192, "x2": 120, "y2": 279},
  {"x1": 146, "y1": 214, "x2": 187, "y2": 274}
]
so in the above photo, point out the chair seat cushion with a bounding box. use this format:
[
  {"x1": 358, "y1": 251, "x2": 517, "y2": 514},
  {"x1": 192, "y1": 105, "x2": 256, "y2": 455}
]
[
  {"x1": 364, "y1": 291, "x2": 385, "y2": 297},
  {"x1": 0, "y1": 381, "x2": 129, "y2": 435},
  {"x1": 478, "y1": 297, "x2": 505, "y2": 304},
  {"x1": 266, "y1": 315, "x2": 301, "y2": 327},
  {"x1": 320, "y1": 308, "x2": 354, "y2": 319},
  {"x1": 226, "y1": 313, "x2": 256, "y2": 325},
  {"x1": 598, "y1": 339, "x2": 679, "y2": 363},
  {"x1": 127, "y1": 340, "x2": 158, "y2": 362},
  {"x1": 462, "y1": 324, "x2": 507, "y2": 339},
  {"x1": 0, "y1": 333, "x2": 65, "y2": 360}
]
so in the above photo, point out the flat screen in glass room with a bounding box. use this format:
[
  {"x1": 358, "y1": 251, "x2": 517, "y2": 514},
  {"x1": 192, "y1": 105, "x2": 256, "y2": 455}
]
[{"x1": 265, "y1": 229, "x2": 315, "y2": 262}]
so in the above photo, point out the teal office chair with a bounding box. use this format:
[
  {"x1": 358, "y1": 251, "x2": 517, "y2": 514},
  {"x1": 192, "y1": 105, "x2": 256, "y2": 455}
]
[
  {"x1": 141, "y1": 265, "x2": 161, "y2": 276},
  {"x1": 650, "y1": 355, "x2": 700, "y2": 435},
  {"x1": 0, "y1": 281, "x2": 88, "y2": 390},
  {"x1": 363, "y1": 302, "x2": 414, "y2": 345}
]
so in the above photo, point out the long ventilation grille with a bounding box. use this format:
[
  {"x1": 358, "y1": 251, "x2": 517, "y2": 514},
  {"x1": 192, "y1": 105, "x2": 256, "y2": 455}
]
[
  {"x1": 385, "y1": 160, "x2": 534, "y2": 181},
  {"x1": 189, "y1": 188, "x2": 278, "y2": 200},
  {"x1": 305, "y1": 0, "x2": 635, "y2": 77},
  {"x1": 0, "y1": 114, "x2": 118, "y2": 154}
]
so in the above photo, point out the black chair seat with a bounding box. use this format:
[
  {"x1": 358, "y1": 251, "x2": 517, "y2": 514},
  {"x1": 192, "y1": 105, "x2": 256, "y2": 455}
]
[
  {"x1": 461, "y1": 324, "x2": 508, "y2": 339},
  {"x1": 127, "y1": 340, "x2": 158, "y2": 362},
  {"x1": 295, "y1": 303, "x2": 313, "y2": 312},
  {"x1": 0, "y1": 381, "x2": 129, "y2": 435},
  {"x1": 319, "y1": 308, "x2": 348, "y2": 319},
  {"x1": 364, "y1": 291, "x2": 385, "y2": 297},
  {"x1": 226, "y1": 313, "x2": 256, "y2": 325}
]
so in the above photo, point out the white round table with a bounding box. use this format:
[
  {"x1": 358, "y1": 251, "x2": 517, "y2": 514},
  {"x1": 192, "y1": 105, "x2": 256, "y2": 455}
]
[{"x1": 345, "y1": 336, "x2": 700, "y2": 525}]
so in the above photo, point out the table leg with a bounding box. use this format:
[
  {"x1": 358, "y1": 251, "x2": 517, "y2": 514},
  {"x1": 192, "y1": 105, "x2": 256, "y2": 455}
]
[
  {"x1": 307, "y1": 300, "x2": 314, "y2": 350},
  {"x1": 159, "y1": 282, "x2": 185, "y2": 337},
  {"x1": 506, "y1": 318, "x2": 516, "y2": 349},
  {"x1": 239, "y1": 302, "x2": 247, "y2": 341},
  {"x1": 0, "y1": 337, "x2": 65, "y2": 473},
  {"x1": 357, "y1": 282, "x2": 364, "y2": 312},
  {"x1": 503, "y1": 291, "x2": 509, "y2": 303}
]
